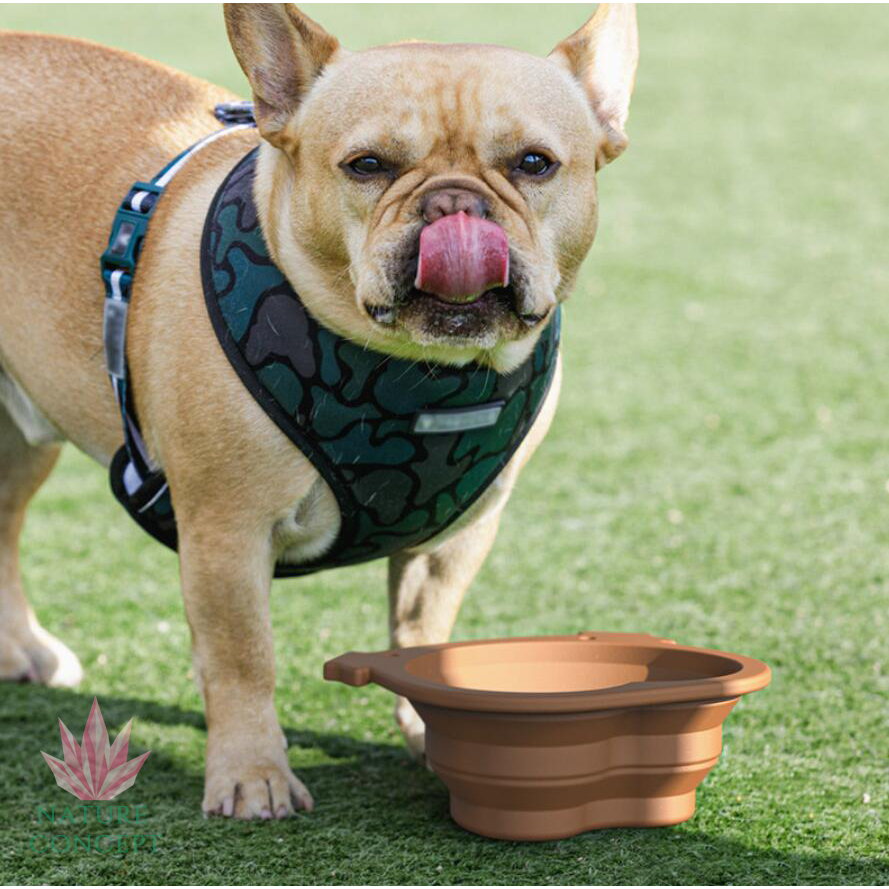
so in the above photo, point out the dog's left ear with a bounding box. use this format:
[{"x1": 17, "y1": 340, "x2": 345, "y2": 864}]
[
  {"x1": 224, "y1": 3, "x2": 343, "y2": 150},
  {"x1": 549, "y1": 4, "x2": 639, "y2": 168}
]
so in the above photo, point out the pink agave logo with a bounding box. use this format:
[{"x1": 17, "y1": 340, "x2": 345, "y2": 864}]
[{"x1": 41, "y1": 698, "x2": 150, "y2": 801}]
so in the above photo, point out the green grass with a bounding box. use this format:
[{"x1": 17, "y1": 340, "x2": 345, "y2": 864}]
[{"x1": 1, "y1": 3, "x2": 887, "y2": 885}]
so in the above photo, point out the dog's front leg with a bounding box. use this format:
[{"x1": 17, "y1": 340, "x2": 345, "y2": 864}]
[
  {"x1": 177, "y1": 519, "x2": 312, "y2": 820},
  {"x1": 388, "y1": 510, "x2": 504, "y2": 760}
]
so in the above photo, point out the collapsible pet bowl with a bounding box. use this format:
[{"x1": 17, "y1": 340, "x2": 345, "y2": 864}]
[{"x1": 324, "y1": 631, "x2": 770, "y2": 840}]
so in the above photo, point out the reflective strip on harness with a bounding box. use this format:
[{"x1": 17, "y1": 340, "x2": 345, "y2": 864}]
[
  {"x1": 102, "y1": 291, "x2": 128, "y2": 380},
  {"x1": 413, "y1": 403, "x2": 504, "y2": 434}
]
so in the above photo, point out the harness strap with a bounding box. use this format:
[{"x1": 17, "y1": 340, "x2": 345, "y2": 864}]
[{"x1": 101, "y1": 103, "x2": 256, "y2": 499}]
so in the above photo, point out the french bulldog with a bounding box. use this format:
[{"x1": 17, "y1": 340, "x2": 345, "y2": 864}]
[{"x1": 0, "y1": 3, "x2": 638, "y2": 818}]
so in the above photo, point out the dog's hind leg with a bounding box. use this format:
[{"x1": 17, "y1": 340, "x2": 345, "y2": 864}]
[{"x1": 0, "y1": 402, "x2": 82, "y2": 685}]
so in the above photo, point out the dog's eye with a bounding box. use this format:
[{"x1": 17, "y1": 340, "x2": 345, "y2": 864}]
[
  {"x1": 515, "y1": 152, "x2": 554, "y2": 177},
  {"x1": 348, "y1": 155, "x2": 385, "y2": 176}
]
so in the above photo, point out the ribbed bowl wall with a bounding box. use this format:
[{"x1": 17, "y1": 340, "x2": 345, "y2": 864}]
[{"x1": 417, "y1": 698, "x2": 737, "y2": 840}]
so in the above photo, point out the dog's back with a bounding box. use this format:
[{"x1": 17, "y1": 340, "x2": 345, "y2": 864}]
[{"x1": 0, "y1": 33, "x2": 236, "y2": 458}]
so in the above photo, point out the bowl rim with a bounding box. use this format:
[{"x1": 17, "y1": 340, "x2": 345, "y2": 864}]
[{"x1": 323, "y1": 631, "x2": 771, "y2": 713}]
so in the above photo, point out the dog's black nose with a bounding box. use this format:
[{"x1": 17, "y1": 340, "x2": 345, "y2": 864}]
[{"x1": 421, "y1": 188, "x2": 488, "y2": 223}]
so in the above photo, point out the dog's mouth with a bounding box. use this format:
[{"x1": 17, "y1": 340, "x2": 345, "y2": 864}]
[
  {"x1": 370, "y1": 277, "x2": 546, "y2": 345},
  {"x1": 407, "y1": 284, "x2": 517, "y2": 336},
  {"x1": 407, "y1": 283, "x2": 544, "y2": 325},
  {"x1": 369, "y1": 214, "x2": 548, "y2": 345}
]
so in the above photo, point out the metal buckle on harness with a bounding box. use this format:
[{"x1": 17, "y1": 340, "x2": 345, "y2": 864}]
[
  {"x1": 100, "y1": 181, "x2": 164, "y2": 273},
  {"x1": 214, "y1": 101, "x2": 256, "y2": 126},
  {"x1": 101, "y1": 181, "x2": 164, "y2": 380}
]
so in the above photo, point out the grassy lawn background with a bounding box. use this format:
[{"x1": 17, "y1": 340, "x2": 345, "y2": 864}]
[{"x1": 1, "y1": 4, "x2": 887, "y2": 885}]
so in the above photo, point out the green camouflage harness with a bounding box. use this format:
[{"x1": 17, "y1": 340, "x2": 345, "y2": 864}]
[{"x1": 104, "y1": 120, "x2": 560, "y2": 576}]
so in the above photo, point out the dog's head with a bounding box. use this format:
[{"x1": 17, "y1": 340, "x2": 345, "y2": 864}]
[{"x1": 225, "y1": 3, "x2": 638, "y2": 371}]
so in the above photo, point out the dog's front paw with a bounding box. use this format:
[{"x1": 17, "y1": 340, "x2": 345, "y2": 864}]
[
  {"x1": 0, "y1": 624, "x2": 83, "y2": 687},
  {"x1": 202, "y1": 733, "x2": 313, "y2": 820}
]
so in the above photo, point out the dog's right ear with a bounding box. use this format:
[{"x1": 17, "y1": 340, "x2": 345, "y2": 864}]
[{"x1": 224, "y1": 3, "x2": 342, "y2": 150}]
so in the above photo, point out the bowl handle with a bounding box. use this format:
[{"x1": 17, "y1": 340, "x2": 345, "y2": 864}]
[{"x1": 323, "y1": 652, "x2": 373, "y2": 686}]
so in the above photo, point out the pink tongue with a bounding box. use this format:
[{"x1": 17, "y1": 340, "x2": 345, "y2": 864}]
[{"x1": 415, "y1": 212, "x2": 509, "y2": 303}]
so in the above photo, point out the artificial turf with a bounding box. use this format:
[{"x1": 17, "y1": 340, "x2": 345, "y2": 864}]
[{"x1": 0, "y1": 4, "x2": 887, "y2": 885}]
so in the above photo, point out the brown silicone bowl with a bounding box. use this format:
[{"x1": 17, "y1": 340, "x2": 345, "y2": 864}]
[{"x1": 324, "y1": 631, "x2": 770, "y2": 841}]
